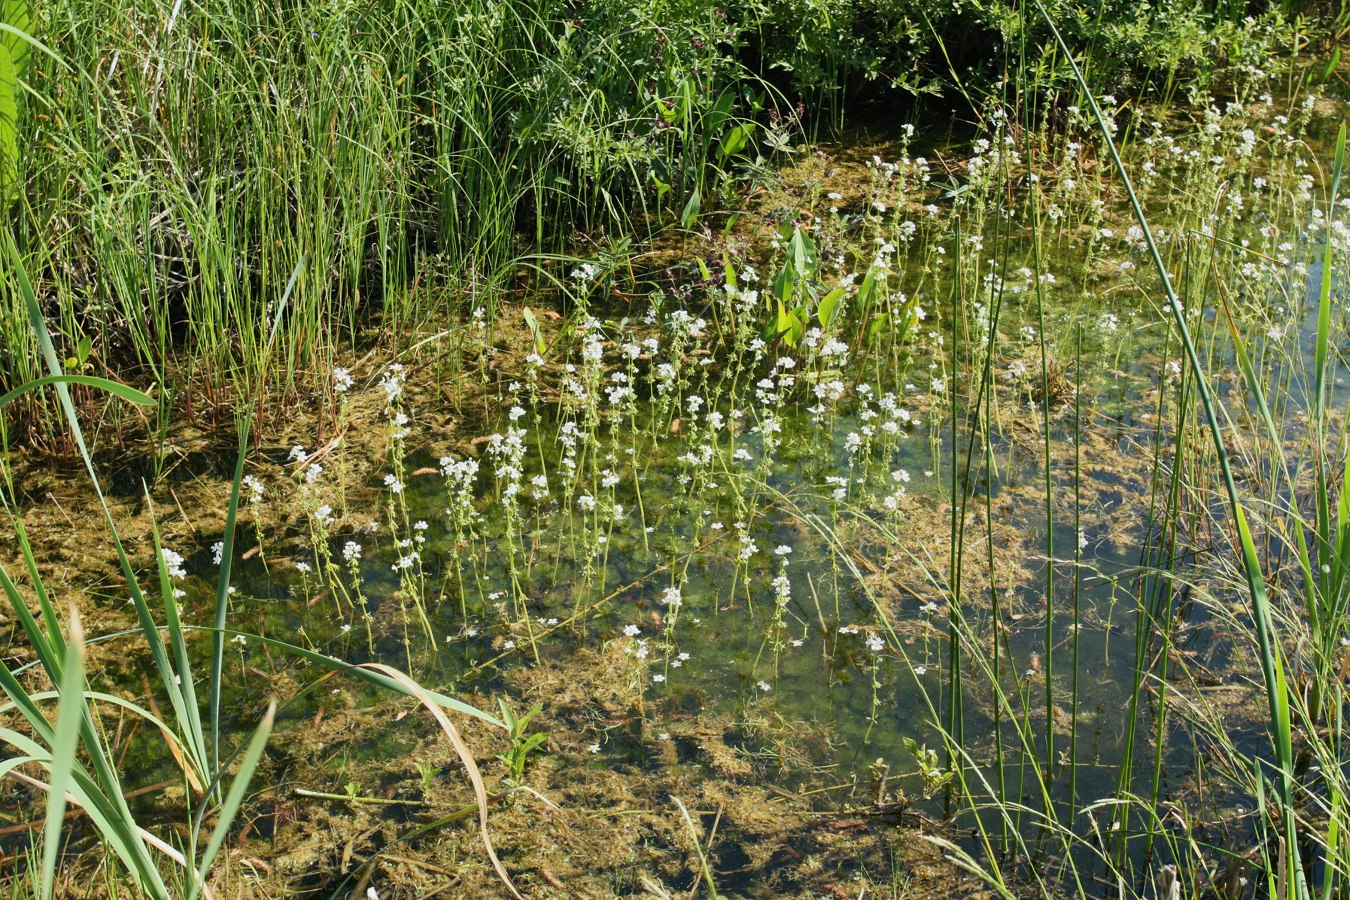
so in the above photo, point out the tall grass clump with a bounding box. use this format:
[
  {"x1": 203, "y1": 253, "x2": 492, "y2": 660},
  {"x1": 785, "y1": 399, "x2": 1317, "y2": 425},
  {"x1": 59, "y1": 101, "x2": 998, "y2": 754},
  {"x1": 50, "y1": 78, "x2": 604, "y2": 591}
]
[
  {"x1": 0, "y1": 0, "x2": 1296, "y2": 451},
  {"x1": 3, "y1": 0, "x2": 780, "y2": 443}
]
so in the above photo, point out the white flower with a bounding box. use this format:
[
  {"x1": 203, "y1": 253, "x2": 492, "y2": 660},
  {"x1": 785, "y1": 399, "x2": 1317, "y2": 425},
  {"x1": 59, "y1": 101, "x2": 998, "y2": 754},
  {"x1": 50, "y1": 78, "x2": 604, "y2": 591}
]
[
  {"x1": 211, "y1": 541, "x2": 224, "y2": 566},
  {"x1": 333, "y1": 368, "x2": 353, "y2": 393},
  {"x1": 622, "y1": 624, "x2": 641, "y2": 637},
  {"x1": 379, "y1": 364, "x2": 405, "y2": 401},
  {"x1": 914, "y1": 665, "x2": 927, "y2": 676},
  {"x1": 160, "y1": 548, "x2": 187, "y2": 580},
  {"x1": 343, "y1": 541, "x2": 362, "y2": 563},
  {"x1": 588, "y1": 743, "x2": 601, "y2": 754},
  {"x1": 384, "y1": 474, "x2": 404, "y2": 494},
  {"x1": 660, "y1": 586, "x2": 682, "y2": 608},
  {"x1": 756, "y1": 680, "x2": 772, "y2": 692},
  {"x1": 652, "y1": 674, "x2": 666, "y2": 683},
  {"x1": 242, "y1": 474, "x2": 265, "y2": 503},
  {"x1": 865, "y1": 635, "x2": 884, "y2": 653}
]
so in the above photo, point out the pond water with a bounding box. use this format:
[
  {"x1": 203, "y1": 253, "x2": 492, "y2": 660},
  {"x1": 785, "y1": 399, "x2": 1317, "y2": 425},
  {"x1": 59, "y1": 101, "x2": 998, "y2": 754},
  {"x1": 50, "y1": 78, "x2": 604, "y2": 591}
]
[
  {"x1": 7, "y1": 89, "x2": 1349, "y2": 896},
  {"x1": 185, "y1": 217, "x2": 1347, "y2": 891}
]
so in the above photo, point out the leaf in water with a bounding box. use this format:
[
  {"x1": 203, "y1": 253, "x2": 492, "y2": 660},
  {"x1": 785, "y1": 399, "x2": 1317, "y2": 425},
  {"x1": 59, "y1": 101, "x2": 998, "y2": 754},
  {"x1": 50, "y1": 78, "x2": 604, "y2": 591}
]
[
  {"x1": 773, "y1": 260, "x2": 796, "y2": 305},
  {"x1": 817, "y1": 285, "x2": 845, "y2": 330},
  {"x1": 787, "y1": 226, "x2": 816, "y2": 278},
  {"x1": 1322, "y1": 46, "x2": 1340, "y2": 83},
  {"x1": 789, "y1": 305, "x2": 806, "y2": 345},
  {"x1": 855, "y1": 269, "x2": 881, "y2": 316},
  {"x1": 522, "y1": 307, "x2": 546, "y2": 355}
]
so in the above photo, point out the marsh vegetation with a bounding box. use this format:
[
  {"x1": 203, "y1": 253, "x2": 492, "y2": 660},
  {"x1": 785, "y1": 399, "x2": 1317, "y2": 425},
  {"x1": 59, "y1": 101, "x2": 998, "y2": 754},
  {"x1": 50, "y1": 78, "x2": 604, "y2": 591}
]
[{"x1": 1, "y1": 0, "x2": 1349, "y2": 897}]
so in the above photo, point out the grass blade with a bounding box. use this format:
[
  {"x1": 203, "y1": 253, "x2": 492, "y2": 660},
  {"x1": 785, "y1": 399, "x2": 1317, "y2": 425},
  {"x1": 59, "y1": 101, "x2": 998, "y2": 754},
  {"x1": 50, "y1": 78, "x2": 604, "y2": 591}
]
[
  {"x1": 38, "y1": 610, "x2": 85, "y2": 899},
  {"x1": 189, "y1": 702, "x2": 275, "y2": 900},
  {"x1": 0, "y1": 375, "x2": 154, "y2": 412}
]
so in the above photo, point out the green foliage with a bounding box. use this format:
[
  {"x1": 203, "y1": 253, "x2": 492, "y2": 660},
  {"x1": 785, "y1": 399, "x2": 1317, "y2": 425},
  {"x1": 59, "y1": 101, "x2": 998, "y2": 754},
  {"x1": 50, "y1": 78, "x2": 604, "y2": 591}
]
[
  {"x1": 731, "y1": 0, "x2": 1279, "y2": 110},
  {"x1": 902, "y1": 737, "x2": 952, "y2": 798},
  {"x1": 0, "y1": 242, "x2": 513, "y2": 893},
  {"x1": 0, "y1": 0, "x2": 1297, "y2": 444},
  {"x1": 0, "y1": 0, "x2": 29, "y2": 204},
  {"x1": 496, "y1": 700, "x2": 548, "y2": 785},
  {"x1": 415, "y1": 760, "x2": 442, "y2": 794}
]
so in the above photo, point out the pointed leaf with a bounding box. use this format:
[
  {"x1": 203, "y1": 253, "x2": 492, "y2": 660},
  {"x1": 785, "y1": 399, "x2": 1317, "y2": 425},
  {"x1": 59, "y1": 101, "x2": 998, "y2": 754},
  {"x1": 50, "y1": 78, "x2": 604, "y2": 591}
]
[{"x1": 40, "y1": 612, "x2": 86, "y2": 899}]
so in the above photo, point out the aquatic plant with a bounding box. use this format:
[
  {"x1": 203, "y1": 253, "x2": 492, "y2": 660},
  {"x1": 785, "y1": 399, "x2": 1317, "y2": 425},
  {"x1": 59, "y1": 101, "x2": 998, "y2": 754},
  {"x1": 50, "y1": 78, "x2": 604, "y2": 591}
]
[{"x1": 0, "y1": 246, "x2": 520, "y2": 897}]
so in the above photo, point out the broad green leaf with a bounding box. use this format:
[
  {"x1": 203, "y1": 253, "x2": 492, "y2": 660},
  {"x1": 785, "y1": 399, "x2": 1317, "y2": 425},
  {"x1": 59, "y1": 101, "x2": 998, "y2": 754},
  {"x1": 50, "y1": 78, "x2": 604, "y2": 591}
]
[
  {"x1": 867, "y1": 315, "x2": 886, "y2": 344},
  {"x1": 773, "y1": 261, "x2": 796, "y2": 305},
  {"x1": 787, "y1": 226, "x2": 816, "y2": 278},
  {"x1": 680, "y1": 187, "x2": 701, "y2": 229},
  {"x1": 817, "y1": 285, "x2": 845, "y2": 330},
  {"x1": 717, "y1": 122, "x2": 755, "y2": 161},
  {"x1": 855, "y1": 269, "x2": 880, "y2": 314},
  {"x1": 704, "y1": 89, "x2": 734, "y2": 142},
  {"x1": 675, "y1": 79, "x2": 694, "y2": 125},
  {"x1": 0, "y1": 44, "x2": 16, "y2": 204},
  {"x1": 650, "y1": 171, "x2": 670, "y2": 200},
  {"x1": 0, "y1": 0, "x2": 29, "y2": 74},
  {"x1": 522, "y1": 307, "x2": 545, "y2": 355},
  {"x1": 788, "y1": 305, "x2": 806, "y2": 346}
]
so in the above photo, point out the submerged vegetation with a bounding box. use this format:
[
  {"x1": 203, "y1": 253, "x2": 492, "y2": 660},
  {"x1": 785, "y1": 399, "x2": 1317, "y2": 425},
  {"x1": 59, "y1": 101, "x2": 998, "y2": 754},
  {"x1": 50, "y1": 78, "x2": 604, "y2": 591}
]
[{"x1": 2, "y1": 0, "x2": 1350, "y2": 896}]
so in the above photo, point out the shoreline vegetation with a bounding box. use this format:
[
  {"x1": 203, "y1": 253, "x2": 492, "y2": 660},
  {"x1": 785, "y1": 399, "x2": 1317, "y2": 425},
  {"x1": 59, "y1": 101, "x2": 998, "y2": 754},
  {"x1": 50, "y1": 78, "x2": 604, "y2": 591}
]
[{"x1": 2, "y1": 0, "x2": 1350, "y2": 896}]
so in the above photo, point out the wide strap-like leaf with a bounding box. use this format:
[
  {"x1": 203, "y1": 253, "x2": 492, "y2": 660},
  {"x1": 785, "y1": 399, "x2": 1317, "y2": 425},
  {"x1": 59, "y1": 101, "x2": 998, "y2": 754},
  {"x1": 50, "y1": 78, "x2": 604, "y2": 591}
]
[
  {"x1": 0, "y1": 0, "x2": 30, "y2": 73},
  {"x1": 0, "y1": 44, "x2": 16, "y2": 205}
]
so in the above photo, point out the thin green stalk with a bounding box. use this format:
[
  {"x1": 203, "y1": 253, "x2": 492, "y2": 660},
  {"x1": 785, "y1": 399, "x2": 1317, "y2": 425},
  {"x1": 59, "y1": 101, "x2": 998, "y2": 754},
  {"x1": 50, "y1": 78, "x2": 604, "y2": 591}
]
[{"x1": 1033, "y1": 6, "x2": 1308, "y2": 896}]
